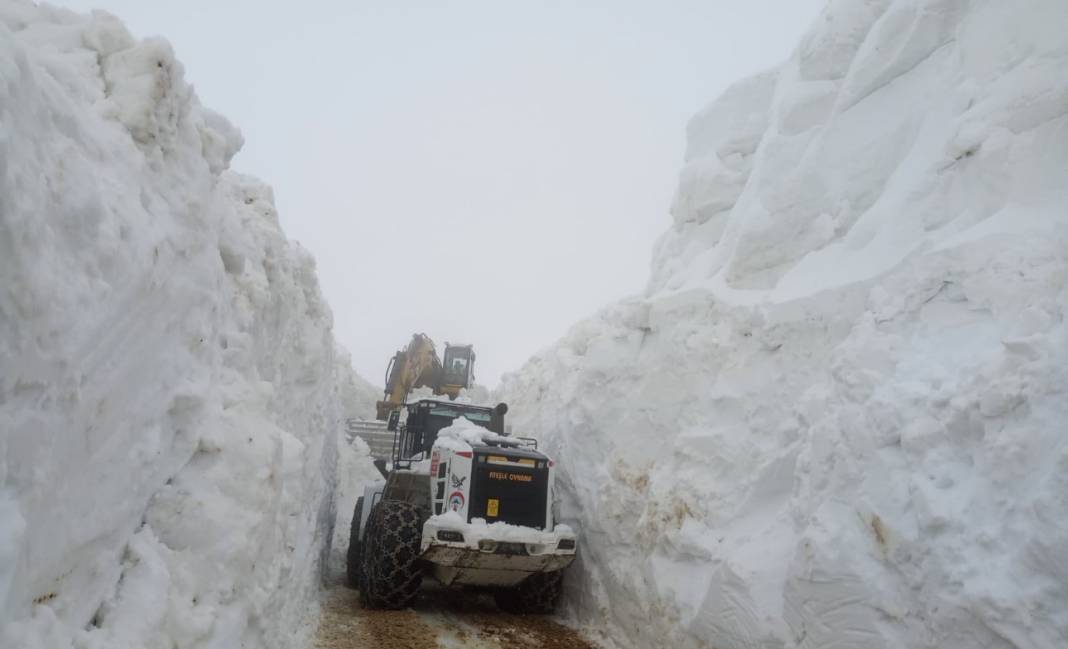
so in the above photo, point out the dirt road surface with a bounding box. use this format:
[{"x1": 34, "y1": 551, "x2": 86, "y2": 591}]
[{"x1": 314, "y1": 578, "x2": 601, "y2": 649}]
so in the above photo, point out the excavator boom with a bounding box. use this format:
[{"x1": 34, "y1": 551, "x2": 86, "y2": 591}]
[{"x1": 374, "y1": 333, "x2": 475, "y2": 420}]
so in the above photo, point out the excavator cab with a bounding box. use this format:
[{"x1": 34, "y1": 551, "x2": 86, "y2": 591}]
[{"x1": 440, "y1": 343, "x2": 475, "y2": 395}]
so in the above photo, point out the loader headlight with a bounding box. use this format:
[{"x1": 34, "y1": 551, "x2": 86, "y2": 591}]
[
  {"x1": 437, "y1": 530, "x2": 464, "y2": 543},
  {"x1": 557, "y1": 539, "x2": 576, "y2": 550}
]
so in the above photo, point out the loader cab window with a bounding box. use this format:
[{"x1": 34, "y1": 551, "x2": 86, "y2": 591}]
[
  {"x1": 422, "y1": 407, "x2": 492, "y2": 442},
  {"x1": 402, "y1": 402, "x2": 497, "y2": 457},
  {"x1": 428, "y1": 406, "x2": 491, "y2": 425}
]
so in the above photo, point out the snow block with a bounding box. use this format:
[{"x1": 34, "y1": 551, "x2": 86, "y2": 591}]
[
  {"x1": 0, "y1": 4, "x2": 356, "y2": 648},
  {"x1": 501, "y1": 1, "x2": 1068, "y2": 648}
]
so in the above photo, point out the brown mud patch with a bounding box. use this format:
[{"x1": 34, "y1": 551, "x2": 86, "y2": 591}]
[{"x1": 314, "y1": 579, "x2": 600, "y2": 649}]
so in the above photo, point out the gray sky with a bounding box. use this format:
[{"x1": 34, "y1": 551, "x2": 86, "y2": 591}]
[{"x1": 56, "y1": 0, "x2": 825, "y2": 387}]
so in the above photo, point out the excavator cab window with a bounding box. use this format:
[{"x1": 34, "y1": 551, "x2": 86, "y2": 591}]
[{"x1": 442, "y1": 346, "x2": 473, "y2": 387}]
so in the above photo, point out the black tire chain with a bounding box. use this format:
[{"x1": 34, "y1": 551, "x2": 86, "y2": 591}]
[
  {"x1": 495, "y1": 570, "x2": 564, "y2": 614},
  {"x1": 363, "y1": 500, "x2": 423, "y2": 609},
  {"x1": 345, "y1": 496, "x2": 364, "y2": 588},
  {"x1": 357, "y1": 501, "x2": 382, "y2": 608}
]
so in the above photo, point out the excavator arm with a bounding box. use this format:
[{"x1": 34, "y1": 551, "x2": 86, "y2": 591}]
[{"x1": 376, "y1": 333, "x2": 443, "y2": 420}]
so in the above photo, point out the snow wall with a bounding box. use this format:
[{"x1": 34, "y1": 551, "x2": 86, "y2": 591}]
[
  {"x1": 500, "y1": 1, "x2": 1068, "y2": 648},
  {"x1": 0, "y1": 3, "x2": 365, "y2": 647}
]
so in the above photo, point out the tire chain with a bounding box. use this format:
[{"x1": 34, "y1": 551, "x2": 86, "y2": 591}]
[
  {"x1": 361, "y1": 500, "x2": 423, "y2": 609},
  {"x1": 495, "y1": 570, "x2": 563, "y2": 614},
  {"x1": 345, "y1": 496, "x2": 364, "y2": 588},
  {"x1": 357, "y1": 502, "x2": 381, "y2": 607}
]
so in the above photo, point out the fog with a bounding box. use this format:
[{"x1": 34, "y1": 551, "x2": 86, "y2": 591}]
[{"x1": 55, "y1": 0, "x2": 825, "y2": 387}]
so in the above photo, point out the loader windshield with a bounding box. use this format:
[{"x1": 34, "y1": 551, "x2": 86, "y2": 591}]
[
  {"x1": 428, "y1": 406, "x2": 491, "y2": 424},
  {"x1": 401, "y1": 400, "x2": 502, "y2": 459}
]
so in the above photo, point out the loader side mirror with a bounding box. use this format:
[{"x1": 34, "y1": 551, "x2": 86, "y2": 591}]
[{"x1": 386, "y1": 409, "x2": 400, "y2": 432}]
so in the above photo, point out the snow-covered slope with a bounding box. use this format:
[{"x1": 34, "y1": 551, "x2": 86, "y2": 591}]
[
  {"x1": 326, "y1": 355, "x2": 380, "y2": 583},
  {"x1": 501, "y1": 1, "x2": 1068, "y2": 648},
  {"x1": 0, "y1": 3, "x2": 360, "y2": 647},
  {"x1": 336, "y1": 348, "x2": 380, "y2": 422}
]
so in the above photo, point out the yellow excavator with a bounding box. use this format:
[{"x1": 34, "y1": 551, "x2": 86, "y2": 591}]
[{"x1": 374, "y1": 333, "x2": 475, "y2": 420}]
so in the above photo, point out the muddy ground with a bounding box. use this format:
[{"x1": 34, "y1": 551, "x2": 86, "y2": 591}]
[{"x1": 314, "y1": 577, "x2": 601, "y2": 649}]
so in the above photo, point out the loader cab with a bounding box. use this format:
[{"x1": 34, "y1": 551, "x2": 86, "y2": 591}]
[
  {"x1": 441, "y1": 344, "x2": 475, "y2": 391},
  {"x1": 398, "y1": 399, "x2": 505, "y2": 461}
]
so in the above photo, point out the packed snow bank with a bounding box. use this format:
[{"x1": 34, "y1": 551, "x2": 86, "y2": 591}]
[
  {"x1": 326, "y1": 367, "x2": 381, "y2": 582},
  {"x1": 501, "y1": 1, "x2": 1068, "y2": 648},
  {"x1": 337, "y1": 348, "x2": 381, "y2": 421},
  {"x1": 326, "y1": 434, "x2": 379, "y2": 582},
  {"x1": 0, "y1": 3, "x2": 361, "y2": 647},
  {"x1": 405, "y1": 385, "x2": 497, "y2": 408}
]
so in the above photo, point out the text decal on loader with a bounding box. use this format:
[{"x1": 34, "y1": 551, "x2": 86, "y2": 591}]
[
  {"x1": 487, "y1": 498, "x2": 499, "y2": 517},
  {"x1": 488, "y1": 471, "x2": 533, "y2": 483}
]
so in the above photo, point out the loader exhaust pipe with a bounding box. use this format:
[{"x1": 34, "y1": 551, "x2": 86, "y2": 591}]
[{"x1": 491, "y1": 402, "x2": 508, "y2": 435}]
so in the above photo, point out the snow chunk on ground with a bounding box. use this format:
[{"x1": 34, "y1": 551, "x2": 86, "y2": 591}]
[
  {"x1": 501, "y1": 1, "x2": 1068, "y2": 648},
  {"x1": 0, "y1": 3, "x2": 366, "y2": 648}
]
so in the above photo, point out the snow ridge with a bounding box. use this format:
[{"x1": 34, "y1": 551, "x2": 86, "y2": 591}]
[
  {"x1": 501, "y1": 1, "x2": 1068, "y2": 648},
  {"x1": 1, "y1": 3, "x2": 355, "y2": 648}
]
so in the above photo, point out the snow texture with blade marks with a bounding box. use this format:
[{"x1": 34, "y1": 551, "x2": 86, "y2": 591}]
[
  {"x1": 501, "y1": 1, "x2": 1068, "y2": 648},
  {"x1": 0, "y1": 2, "x2": 361, "y2": 648}
]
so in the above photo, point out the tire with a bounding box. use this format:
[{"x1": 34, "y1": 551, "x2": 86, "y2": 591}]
[
  {"x1": 360, "y1": 500, "x2": 423, "y2": 609},
  {"x1": 357, "y1": 502, "x2": 379, "y2": 607},
  {"x1": 345, "y1": 497, "x2": 364, "y2": 588},
  {"x1": 495, "y1": 570, "x2": 564, "y2": 614}
]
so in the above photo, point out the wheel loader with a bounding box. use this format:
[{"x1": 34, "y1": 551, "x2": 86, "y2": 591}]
[{"x1": 347, "y1": 398, "x2": 577, "y2": 613}]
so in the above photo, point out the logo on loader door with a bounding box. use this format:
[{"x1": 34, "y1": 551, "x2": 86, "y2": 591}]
[{"x1": 448, "y1": 491, "x2": 465, "y2": 512}]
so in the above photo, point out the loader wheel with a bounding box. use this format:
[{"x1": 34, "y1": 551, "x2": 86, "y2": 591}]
[
  {"x1": 361, "y1": 500, "x2": 423, "y2": 609},
  {"x1": 345, "y1": 497, "x2": 364, "y2": 588},
  {"x1": 495, "y1": 570, "x2": 564, "y2": 614}
]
